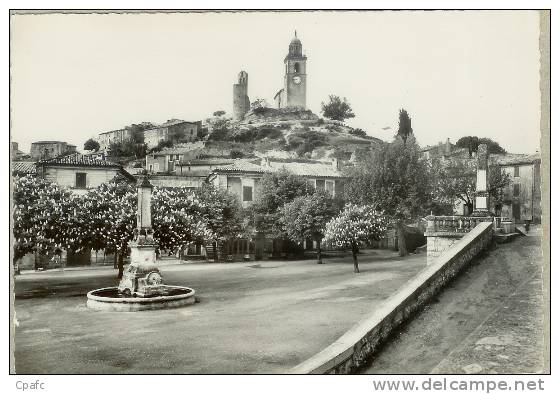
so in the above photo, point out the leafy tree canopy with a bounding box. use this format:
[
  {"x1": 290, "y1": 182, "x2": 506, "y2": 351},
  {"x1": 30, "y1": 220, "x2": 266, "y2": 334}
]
[
  {"x1": 323, "y1": 204, "x2": 386, "y2": 273},
  {"x1": 279, "y1": 190, "x2": 338, "y2": 243},
  {"x1": 456, "y1": 136, "x2": 507, "y2": 156},
  {"x1": 344, "y1": 137, "x2": 431, "y2": 221},
  {"x1": 84, "y1": 138, "x2": 100, "y2": 152},
  {"x1": 251, "y1": 169, "x2": 313, "y2": 238},
  {"x1": 397, "y1": 109, "x2": 413, "y2": 144},
  {"x1": 321, "y1": 95, "x2": 356, "y2": 122},
  {"x1": 429, "y1": 158, "x2": 511, "y2": 214}
]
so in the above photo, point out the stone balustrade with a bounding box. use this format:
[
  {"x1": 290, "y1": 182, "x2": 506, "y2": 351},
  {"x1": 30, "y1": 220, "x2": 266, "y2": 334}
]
[{"x1": 425, "y1": 215, "x2": 508, "y2": 235}]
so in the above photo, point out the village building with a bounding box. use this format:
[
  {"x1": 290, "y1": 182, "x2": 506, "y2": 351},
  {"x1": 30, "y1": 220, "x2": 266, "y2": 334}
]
[
  {"x1": 490, "y1": 153, "x2": 541, "y2": 224},
  {"x1": 207, "y1": 157, "x2": 344, "y2": 208},
  {"x1": 144, "y1": 119, "x2": 202, "y2": 150},
  {"x1": 145, "y1": 142, "x2": 205, "y2": 174},
  {"x1": 30, "y1": 141, "x2": 77, "y2": 160},
  {"x1": 96, "y1": 128, "x2": 133, "y2": 151},
  {"x1": 36, "y1": 153, "x2": 134, "y2": 195}
]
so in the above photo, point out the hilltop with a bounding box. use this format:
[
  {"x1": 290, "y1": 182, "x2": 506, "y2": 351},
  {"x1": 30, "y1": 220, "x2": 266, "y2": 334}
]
[{"x1": 205, "y1": 107, "x2": 384, "y2": 161}]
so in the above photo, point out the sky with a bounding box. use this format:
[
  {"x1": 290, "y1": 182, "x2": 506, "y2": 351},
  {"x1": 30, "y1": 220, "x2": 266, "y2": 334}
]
[{"x1": 10, "y1": 10, "x2": 542, "y2": 154}]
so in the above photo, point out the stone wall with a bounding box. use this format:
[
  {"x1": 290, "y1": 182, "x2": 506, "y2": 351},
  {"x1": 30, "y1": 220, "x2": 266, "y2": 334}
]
[
  {"x1": 426, "y1": 234, "x2": 462, "y2": 258},
  {"x1": 291, "y1": 221, "x2": 494, "y2": 374}
]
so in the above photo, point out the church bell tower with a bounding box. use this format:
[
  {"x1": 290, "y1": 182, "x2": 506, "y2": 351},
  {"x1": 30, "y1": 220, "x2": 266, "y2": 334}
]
[{"x1": 283, "y1": 31, "x2": 307, "y2": 109}]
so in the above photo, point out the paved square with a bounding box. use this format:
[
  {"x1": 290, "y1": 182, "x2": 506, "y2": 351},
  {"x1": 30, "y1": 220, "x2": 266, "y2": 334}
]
[{"x1": 14, "y1": 250, "x2": 426, "y2": 373}]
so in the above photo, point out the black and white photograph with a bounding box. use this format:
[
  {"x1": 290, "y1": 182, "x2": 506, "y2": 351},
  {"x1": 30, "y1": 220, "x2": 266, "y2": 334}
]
[{"x1": 6, "y1": 6, "x2": 551, "y2": 389}]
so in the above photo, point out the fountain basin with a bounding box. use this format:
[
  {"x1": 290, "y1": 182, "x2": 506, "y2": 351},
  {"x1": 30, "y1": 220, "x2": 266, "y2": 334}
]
[{"x1": 86, "y1": 285, "x2": 196, "y2": 312}]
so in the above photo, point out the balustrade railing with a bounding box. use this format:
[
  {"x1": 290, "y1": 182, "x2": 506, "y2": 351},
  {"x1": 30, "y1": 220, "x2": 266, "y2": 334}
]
[{"x1": 426, "y1": 215, "x2": 509, "y2": 234}]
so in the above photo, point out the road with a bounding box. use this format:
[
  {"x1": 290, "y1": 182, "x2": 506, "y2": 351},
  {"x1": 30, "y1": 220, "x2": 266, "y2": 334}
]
[{"x1": 360, "y1": 232, "x2": 545, "y2": 374}]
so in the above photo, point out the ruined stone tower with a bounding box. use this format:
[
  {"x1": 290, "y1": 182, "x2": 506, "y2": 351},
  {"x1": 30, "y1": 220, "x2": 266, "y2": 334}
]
[
  {"x1": 274, "y1": 31, "x2": 307, "y2": 110},
  {"x1": 233, "y1": 71, "x2": 250, "y2": 121}
]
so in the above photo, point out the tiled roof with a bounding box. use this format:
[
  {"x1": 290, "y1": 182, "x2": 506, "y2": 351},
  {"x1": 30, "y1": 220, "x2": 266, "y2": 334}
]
[
  {"x1": 12, "y1": 161, "x2": 36, "y2": 174},
  {"x1": 179, "y1": 158, "x2": 234, "y2": 166},
  {"x1": 32, "y1": 140, "x2": 66, "y2": 144},
  {"x1": 490, "y1": 153, "x2": 541, "y2": 166},
  {"x1": 38, "y1": 153, "x2": 120, "y2": 168},
  {"x1": 269, "y1": 161, "x2": 343, "y2": 178},
  {"x1": 161, "y1": 119, "x2": 199, "y2": 127},
  {"x1": 212, "y1": 159, "x2": 345, "y2": 178},
  {"x1": 213, "y1": 160, "x2": 269, "y2": 174}
]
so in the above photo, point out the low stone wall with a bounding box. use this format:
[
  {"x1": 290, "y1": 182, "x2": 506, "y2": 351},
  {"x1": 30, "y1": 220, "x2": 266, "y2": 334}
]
[
  {"x1": 426, "y1": 233, "x2": 463, "y2": 258},
  {"x1": 291, "y1": 221, "x2": 494, "y2": 374}
]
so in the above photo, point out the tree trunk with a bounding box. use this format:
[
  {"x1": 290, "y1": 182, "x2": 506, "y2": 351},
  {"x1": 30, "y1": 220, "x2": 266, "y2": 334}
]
[
  {"x1": 397, "y1": 221, "x2": 408, "y2": 257},
  {"x1": 117, "y1": 252, "x2": 124, "y2": 279},
  {"x1": 113, "y1": 250, "x2": 118, "y2": 269},
  {"x1": 466, "y1": 201, "x2": 474, "y2": 215},
  {"x1": 352, "y1": 243, "x2": 359, "y2": 273},
  {"x1": 316, "y1": 239, "x2": 323, "y2": 264},
  {"x1": 213, "y1": 240, "x2": 218, "y2": 262}
]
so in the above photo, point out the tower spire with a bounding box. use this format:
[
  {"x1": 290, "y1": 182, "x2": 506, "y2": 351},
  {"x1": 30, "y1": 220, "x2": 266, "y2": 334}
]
[{"x1": 295, "y1": 30, "x2": 297, "y2": 38}]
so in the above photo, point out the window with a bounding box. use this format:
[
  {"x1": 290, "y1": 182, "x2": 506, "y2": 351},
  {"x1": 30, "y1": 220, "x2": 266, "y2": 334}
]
[
  {"x1": 514, "y1": 166, "x2": 520, "y2": 177},
  {"x1": 294, "y1": 62, "x2": 300, "y2": 73},
  {"x1": 243, "y1": 186, "x2": 253, "y2": 202},
  {"x1": 513, "y1": 184, "x2": 520, "y2": 197},
  {"x1": 75, "y1": 173, "x2": 87, "y2": 188},
  {"x1": 315, "y1": 179, "x2": 325, "y2": 191},
  {"x1": 148, "y1": 164, "x2": 153, "y2": 172}
]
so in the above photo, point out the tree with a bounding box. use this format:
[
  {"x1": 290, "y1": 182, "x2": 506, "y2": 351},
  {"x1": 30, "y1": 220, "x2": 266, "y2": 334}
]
[
  {"x1": 195, "y1": 183, "x2": 244, "y2": 261},
  {"x1": 323, "y1": 204, "x2": 386, "y2": 273},
  {"x1": 430, "y1": 158, "x2": 511, "y2": 215},
  {"x1": 251, "y1": 169, "x2": 313, "y2": 242},
  {"x1": 250, "y1": 98, "x2": 269, "y2": 110},
  {"x1": 80, "y1": 178, "x2": 136, "y2": 277},
  {"x1": 456, "y1": 136, "x2": 507, "y2": 157},
  {"x1": 206, "y1": 115, "x2": 233, "y2": 141},
  {"x1": 321, "y1": 95, "x2": 355, "y2": 122},
  {"x1": 279, "y1": 190, "x2": 339, "y2": 264},
  {"x1": 13, "y1": 175, "x2": 83, "y2": 264},
  {"x1": 108, "y1": 140, "x2": 147, "y2": 159},
  {"x1": 344, "y1": 137, "x2": 431, "y2": 256},
  {"x1": 84, "y1": 138, "x2": 100, "y2": 152},
  {"x1": 349, "y1": 128, "x2": 367, "y2": 138},
  {"x1": 397, "y1": 109, "x2": 413, "y2": 144},
  {"x1": 213, "y1": 110, "x2": 226, "y2": 117},
  {"x1": 151, "y1": 187, "x2": 213, "y2": 256}
]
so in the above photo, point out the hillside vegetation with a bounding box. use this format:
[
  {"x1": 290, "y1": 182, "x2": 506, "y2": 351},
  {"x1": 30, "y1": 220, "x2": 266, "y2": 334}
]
[{"x1": 206, "y1": 108, "x2": 383, "y2": 160}]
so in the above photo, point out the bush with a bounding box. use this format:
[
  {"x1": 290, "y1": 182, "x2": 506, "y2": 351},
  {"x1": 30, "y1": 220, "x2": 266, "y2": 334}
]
[
  {"x1": 230, "y1": 150, "x2": 245, "y2": 159},
  {"x1": 256, "y1": 128, "x2": 283, "y2": 140},
  {"x1": 349, "y1": 128, "x2": 367, "y2": 138}
]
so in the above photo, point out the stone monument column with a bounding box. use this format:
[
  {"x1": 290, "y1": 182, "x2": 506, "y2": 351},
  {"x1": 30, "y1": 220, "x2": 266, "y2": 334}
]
[
  {"x1": 118, "y1": 173, "x2": 162, "y2": 296},
  {"x1": 473, "y1": 144, "x2": 490, "y2": 215},
  {"x1": 137, "y1": 176, "x2": 153, "y2": 232}
]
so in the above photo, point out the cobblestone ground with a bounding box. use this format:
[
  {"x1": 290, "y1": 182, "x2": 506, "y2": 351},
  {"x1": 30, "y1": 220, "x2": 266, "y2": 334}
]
[
  {"x1": 361, "y1": 232, "x2": 545, "y2": 374},
  {"x1": 13, "y1": 249, "x2": 427, "y2": 374}
]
